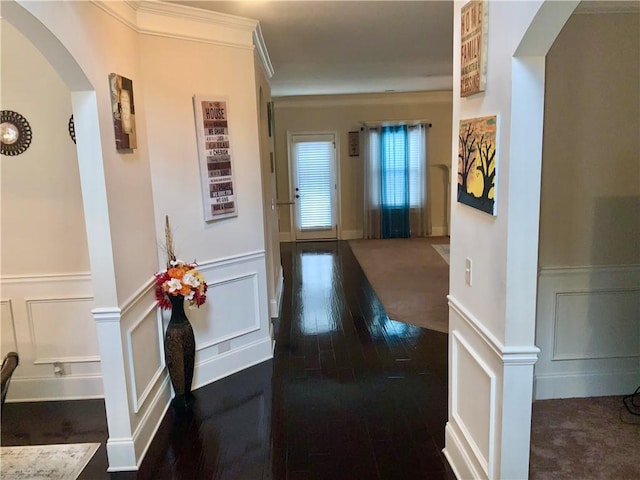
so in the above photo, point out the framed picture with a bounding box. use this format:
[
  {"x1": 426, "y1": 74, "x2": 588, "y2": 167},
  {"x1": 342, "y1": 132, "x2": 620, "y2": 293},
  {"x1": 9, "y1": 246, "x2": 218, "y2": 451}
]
[
  {"x1": 193, "y1": 95, "x2": 238, "y2": 222},
  {"x1": 109, "y1": 73, "x2": 137, "y2": 150},
  {"x1": 457, "y1": 115, "x2": 498, "y2": 215},
  {"x1": 460, "y1": 0, "x2": 489, "y2": 97},
  {"x1": 348, "y1": 131, "x2": 359, "y2": 157}
]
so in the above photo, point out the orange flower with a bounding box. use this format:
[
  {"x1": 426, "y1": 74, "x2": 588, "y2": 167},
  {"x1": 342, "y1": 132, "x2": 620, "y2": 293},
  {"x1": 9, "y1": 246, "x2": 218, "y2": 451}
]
[{"x1": 167, "y1": 267, "x2": 184, "y2": 279}]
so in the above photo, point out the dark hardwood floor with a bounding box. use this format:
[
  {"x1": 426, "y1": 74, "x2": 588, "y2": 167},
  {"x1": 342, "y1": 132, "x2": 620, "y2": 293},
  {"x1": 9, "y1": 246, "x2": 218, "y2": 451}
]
[{"x1": 1, "y1": 241, "x2": 451, "y2": 479}]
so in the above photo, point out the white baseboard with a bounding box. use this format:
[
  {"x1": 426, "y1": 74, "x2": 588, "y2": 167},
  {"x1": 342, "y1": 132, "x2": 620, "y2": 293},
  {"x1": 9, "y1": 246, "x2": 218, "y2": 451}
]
[
  {"x1": 534, "y1": 370, "x2": 640, "y2": 400},
  {"x1": 444, "y1": 423, "x2": 484, "y2": 480},
  {"x1": 431, "y1": 226, "x2": 449, "y2": 236},
  {"x1": 193, "y1": 336, "x2": 273, "y2": 391},
  {"x1": 279, "y1": 231, "x2": 294, "y2": 243},
  {"x1": 340, "y1": 229, "x2": 363, "y2": 240},
  {"x1": 6, "y1": 374, "x2": 104, "y2": 402},
  {"x1": 269, "y1": 266, "x2": 284, "y2": 319}
]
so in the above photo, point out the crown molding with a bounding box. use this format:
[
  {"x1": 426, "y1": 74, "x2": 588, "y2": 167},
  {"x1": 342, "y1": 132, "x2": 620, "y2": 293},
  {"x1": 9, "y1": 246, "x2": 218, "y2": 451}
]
[
  {"x1": 92, "y1": 0, "x2": 259, "y2": 50},
  {"x1": 274, "y1": 90, "x2": 453, "y2": 109},
  {"x1": 253, "y1": 23, "x2": 274, "y2": 79}
]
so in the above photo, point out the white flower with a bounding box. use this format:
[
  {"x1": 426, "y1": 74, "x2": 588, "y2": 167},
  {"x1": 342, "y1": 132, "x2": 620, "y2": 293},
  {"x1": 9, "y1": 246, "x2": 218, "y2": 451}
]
[
  {"x1": 169, "y1": 259, "x2": 184, "y2": 267},
  {"x1": 185, "y1": 291, "x2": 195, "y2": 301},
  {"x1": 182, "y1": 272, "x2": 200, "y2": 288},
  {"x1": 165, "y1": 278, "x2": 183, "y2": 293}
]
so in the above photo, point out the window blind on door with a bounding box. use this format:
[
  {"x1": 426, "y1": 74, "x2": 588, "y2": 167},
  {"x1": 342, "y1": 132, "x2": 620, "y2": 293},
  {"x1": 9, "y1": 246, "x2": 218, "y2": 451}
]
[{"x1": 295, "y1": 141, "x2": 334, "y2": 229}]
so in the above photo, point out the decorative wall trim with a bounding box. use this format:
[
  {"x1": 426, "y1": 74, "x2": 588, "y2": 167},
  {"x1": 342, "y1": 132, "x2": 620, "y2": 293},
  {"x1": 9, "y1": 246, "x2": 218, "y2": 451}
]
[
  {"x1": 25, "y1": 296, "x2": 99, "y2": 364},
  {"x1": 444, "y1": 423, "x2": 484, "y2": 480},
  {"x1": 121, "y1": 277, "x2": 155, "y2": 316},
  {"x1": 92, "y1": 307, "x2": 122, "y2": 322},
  {"x1": 126, "y1": 302, "x2": 164, "y2": 413},
  {"x1": 193, "y1": 336, "x2": 273, "y2": 391},
  {"x1": 448, "y1": 295, "x2": 540, "y2": 363},
  {"x1": 6, "y1": 374, "x2": 104, "y2": 402},
  {"x1": 198, "y1": 250, "x2": 266, "y2": 270},
  {"x1": 0, "y1": 299, "x2": 18, "y2": 352},
  {"x1": 535, "y1": 264, "x2": 640, "y2": 400},
  {"x1": 253, "y1": 23, "x2": 274, "y2": 79},
  {"x1": 274, "y1": 90, "x2": 453, "y2": 109},
  {"x1": 197, "y1": 272, "x2": 261, "y2": 351},
  {"x1": 106, "y1": 437, "x2": 138, "y2": 473},
  {"x1": 451, "y1": 330, "x2": 496, "y2": 478},
  {"x1": 93, "y1": 0, "x2": 258, "y2": 50},
  {"x1": 0, "y1": 272, "x2": 91, "y2": 284},
  {"x1": 130, "y1": 376, "x2": 171, "y2": 470}
]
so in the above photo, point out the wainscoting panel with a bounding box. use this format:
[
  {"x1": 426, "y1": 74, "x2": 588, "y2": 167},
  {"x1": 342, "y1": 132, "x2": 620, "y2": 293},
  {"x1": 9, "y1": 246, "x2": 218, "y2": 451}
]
[
  {"x1": 445, "y1": 296, "x2": 540, "y2": 480},
  {"x1": 1, "y1": 299, "x2": 17, "y2": 355},
  {"x1": 0, "y1": 273, "x2": 102, "y2": 401},
  {"x1": 451, "y1": 330, "x2": 495, "y2": 478},
  {"x1": 26, "y1": 296, "x2": 99, "y2": 364},
  {"x1": 126, "y1": 304, "x2": 164, "y2": 413},
  {"x1": 535, "y1": 265, "x2": 640, "y2": 399},
  {"x1": 195, "y1": 273, "x2": 260, "y2": 351}
]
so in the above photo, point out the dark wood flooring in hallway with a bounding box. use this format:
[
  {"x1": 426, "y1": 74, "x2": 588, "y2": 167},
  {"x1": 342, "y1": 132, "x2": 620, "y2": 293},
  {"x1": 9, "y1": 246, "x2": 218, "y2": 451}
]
[{"x1": 1, "y1": 241, "x2": 451, "y2": 479}]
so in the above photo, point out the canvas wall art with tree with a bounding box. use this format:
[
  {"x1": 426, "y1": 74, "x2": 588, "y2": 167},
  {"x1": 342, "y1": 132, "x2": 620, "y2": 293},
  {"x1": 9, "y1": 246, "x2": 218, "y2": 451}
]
[{"x1": 457, "y1": 115, "x2": 497, "y2": 215}]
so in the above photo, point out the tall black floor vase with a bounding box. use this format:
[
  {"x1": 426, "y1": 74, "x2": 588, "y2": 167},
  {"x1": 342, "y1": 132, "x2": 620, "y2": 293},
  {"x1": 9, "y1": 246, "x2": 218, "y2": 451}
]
[{"x1": 165, "y1": 294, "x2": 196, "y2": 408}]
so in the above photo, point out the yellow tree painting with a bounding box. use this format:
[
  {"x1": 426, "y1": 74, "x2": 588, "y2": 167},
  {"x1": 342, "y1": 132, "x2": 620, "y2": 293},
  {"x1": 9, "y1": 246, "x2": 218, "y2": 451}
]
[{"x1": 458, "y1": 115, "x2": 497, "y2": 215}]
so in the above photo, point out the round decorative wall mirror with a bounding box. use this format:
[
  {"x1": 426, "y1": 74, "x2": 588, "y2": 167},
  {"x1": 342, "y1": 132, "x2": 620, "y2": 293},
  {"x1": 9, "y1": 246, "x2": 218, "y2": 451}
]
[{"x1": 1, "y1": 110, "x2": 32, "y2": 156}]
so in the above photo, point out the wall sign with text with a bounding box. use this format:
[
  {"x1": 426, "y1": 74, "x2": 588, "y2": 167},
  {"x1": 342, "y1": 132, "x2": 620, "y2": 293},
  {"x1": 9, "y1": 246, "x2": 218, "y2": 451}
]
[
  {"x1": 193, "y1": 95, "x2": 238, "y2": 222},
  {"x1": 460, "y1": 0, "x2": 488, "y2": 97}
]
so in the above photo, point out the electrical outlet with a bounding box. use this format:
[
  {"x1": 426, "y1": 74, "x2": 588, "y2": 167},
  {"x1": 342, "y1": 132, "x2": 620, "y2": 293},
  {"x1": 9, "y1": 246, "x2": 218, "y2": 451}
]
[
  {"x1": 465, "y1": 257, "x2": 473, "y2": 286},
  {"x1": 53, "y1": 362, "x2": 67, "y2": 376}
]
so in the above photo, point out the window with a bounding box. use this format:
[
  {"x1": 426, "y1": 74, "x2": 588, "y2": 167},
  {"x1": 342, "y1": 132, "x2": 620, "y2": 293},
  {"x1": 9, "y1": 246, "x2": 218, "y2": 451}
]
[{"x1": 294, "y1": 140, "x2": 334, "y2": 229}]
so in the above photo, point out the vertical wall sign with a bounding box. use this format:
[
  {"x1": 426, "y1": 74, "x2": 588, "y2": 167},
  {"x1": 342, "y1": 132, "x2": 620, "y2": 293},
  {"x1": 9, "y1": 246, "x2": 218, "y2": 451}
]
[
  {"x1": 460, "y1": 0, "x2": 489, "y2": 97},
  {"x1": 193, "y1": 95, "x2": 238, "y2": 222},
  {"x1": 458, "y1": 115, "x2": 498, "y2": 215},
  {"x1": 109, "y1": 73, "x2": 137, "y2": 150}
]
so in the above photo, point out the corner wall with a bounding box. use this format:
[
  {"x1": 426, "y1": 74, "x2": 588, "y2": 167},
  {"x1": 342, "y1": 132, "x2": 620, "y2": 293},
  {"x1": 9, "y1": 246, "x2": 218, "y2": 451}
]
[{"x1": 535, "y1": 12, "x2": 640, "y2": 400}]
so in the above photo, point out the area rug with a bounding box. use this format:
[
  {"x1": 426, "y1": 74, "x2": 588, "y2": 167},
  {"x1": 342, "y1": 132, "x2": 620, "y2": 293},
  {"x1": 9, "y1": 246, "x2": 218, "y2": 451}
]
[
  {"x1": 0, "y1": 442, "x2": 100, "y2": 480},
  {"x1": 530, "y1": 396, "x2": 640, "y2": 479},
  {"x1": 432, "y1": 243, "x2": 450, "y2": 265},
  {"x1": 348, "y1": 237, "x2": 449, "y2": 334}
]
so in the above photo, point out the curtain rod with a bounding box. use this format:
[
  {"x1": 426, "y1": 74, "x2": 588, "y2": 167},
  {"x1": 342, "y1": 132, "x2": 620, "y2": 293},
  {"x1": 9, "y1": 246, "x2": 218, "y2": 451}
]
[{"x1": 360, "y1": 120, "x2": 432, "y2": 128}]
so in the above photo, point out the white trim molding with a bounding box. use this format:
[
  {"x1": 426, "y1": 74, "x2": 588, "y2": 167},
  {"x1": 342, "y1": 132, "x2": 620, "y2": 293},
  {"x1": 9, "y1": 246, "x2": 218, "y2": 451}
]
[
  {"x1": 253, "y1": 23, "x2": 274, "y2": 78},
  {"x1": 445, "y1": 295, "x2": 540, "y2": 480},
  {"x1": 93, "y1": 0, "x2": 261, "y2": 50},
  {"x1": 274, "y1": 90, "x2": 453, "y2": 109},
  {"x1": 535, "y1": 264, "x2": 640, "y2": 399}
]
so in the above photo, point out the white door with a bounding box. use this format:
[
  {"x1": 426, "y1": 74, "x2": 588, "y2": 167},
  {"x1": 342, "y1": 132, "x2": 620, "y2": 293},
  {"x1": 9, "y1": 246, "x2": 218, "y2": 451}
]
[{"x1": 289, "y1": 133, "x2": 338, "y2": 240}]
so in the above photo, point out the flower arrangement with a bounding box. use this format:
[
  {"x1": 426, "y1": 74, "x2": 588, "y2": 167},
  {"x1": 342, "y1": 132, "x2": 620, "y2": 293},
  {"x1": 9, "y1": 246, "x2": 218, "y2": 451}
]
[{"x1": 154, "y1": 216, "x2": 207, "y2": 310}]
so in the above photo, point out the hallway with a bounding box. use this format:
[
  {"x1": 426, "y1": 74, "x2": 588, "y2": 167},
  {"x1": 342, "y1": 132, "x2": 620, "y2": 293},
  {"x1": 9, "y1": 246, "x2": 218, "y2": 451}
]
[{"x1": 1, "y1": 241, "x2": 451, "y2": 479}]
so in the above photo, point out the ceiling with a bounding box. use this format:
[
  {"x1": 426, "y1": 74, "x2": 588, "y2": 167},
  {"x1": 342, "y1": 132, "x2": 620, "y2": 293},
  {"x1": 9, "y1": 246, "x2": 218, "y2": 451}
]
[{"x1": 171, "y1": 1, "x2": 454, "y2": 97}]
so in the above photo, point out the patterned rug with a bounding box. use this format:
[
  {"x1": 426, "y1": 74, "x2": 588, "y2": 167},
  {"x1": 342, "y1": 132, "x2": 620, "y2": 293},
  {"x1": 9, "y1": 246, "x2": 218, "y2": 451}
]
[{"x1": 0, "y1": 443, "x2": 100, "y2": 480}]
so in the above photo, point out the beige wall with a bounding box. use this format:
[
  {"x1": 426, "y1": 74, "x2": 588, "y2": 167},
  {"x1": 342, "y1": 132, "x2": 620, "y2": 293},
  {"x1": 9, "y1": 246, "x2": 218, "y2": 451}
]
[
  {"x1": 539, "y1": 13, "x2": 640, "y2": 267},
  {"x1": 1, "y1": 20, "x2": 90, "y2": 275},
  {"x1": 273, "y1": 91, "x2": 453, "y2": 238}
]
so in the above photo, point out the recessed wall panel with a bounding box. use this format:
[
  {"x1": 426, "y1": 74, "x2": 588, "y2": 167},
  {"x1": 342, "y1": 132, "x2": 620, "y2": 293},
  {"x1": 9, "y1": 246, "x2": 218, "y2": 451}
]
[
  {"x1": 26, "y1": 297, "x2": 99, "y2": 363},
  {"x1": 554, "y1": 290, "x2": 640, "y2": 360}
]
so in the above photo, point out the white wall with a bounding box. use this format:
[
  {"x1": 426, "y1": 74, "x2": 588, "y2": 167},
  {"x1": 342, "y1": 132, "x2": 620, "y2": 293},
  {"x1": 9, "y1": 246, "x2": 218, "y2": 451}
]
[
  {"x1": 444, "y1": 1, "x2": 578, "y2": 479},
  {"x1": 535, "y1": 12, "x2": 640, "y2": 400},
  {"x1": 0, "y1": 20, "x2": 101, "y2": 400},
  {"x1": 3, "y1": 0, "x2": 273, "y2": 472}
]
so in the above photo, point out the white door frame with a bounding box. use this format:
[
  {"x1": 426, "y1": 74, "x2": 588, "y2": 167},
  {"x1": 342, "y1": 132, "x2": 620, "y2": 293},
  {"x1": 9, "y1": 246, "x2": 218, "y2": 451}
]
[{"x1": 287, "y1": 130, "x2": 341, "y2": 241}]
